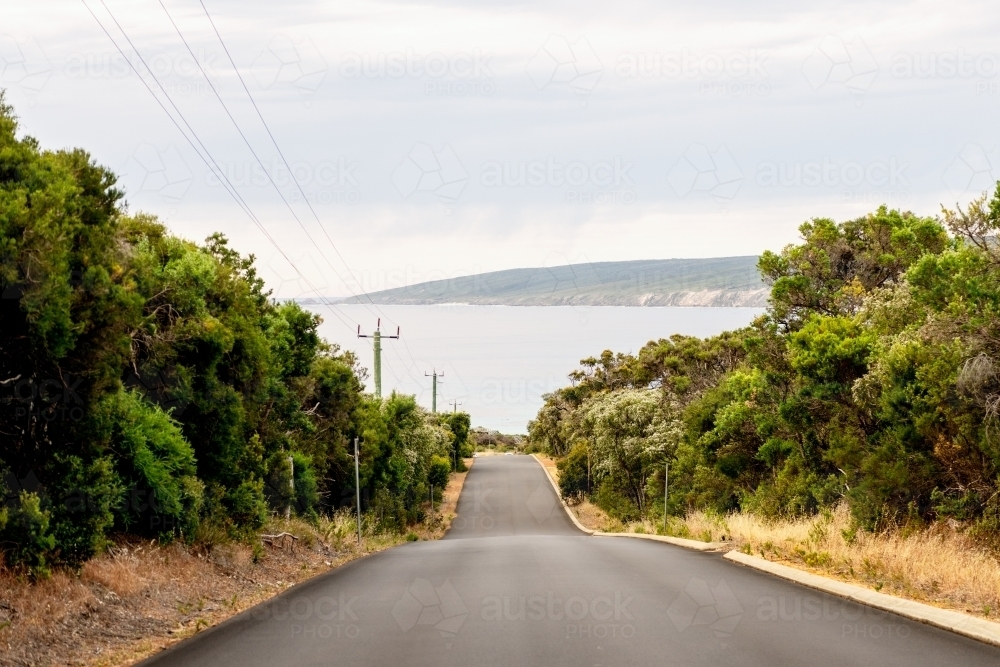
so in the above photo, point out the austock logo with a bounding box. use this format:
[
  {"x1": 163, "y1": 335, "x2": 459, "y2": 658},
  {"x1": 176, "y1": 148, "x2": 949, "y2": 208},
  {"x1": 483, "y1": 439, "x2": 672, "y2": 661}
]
[
  {"x1": 251, "y1": 34, "x2": 327, "y2": 94},
  {"x1": 524, "y1": 483, "x2": 556, "y2": 523},
  {"x1": 392, "y1": 143, "x2": 469, "y2": 204},
  {"x1": 0, "y1": 34, "x2": 52, "y2": 95},
  {"x1": 252, "y1": 590, "x2": 362, "y2": 640},
  {"x1": 802, "y1": 35, "x2": 878, "y2": 106},
  {"x1": 942, "y1": 143, "x2": 1000, "y2": 197},
  {"x1": 340, "y1": 48, "x2": 495, "y2": 97},
  {"x1": 206, "y1": 156, "x2": 360, "y2": 205},
  {"x1": 263, "y1": 250, "x2": 334, "y2": 301},
  {"x1": 479, "y1": 157, "x2": 636, "y2": 205},
  {"x1": 480, "y1": 590, "x2": 636, "y2": 639},
  {"x1": 2, "y1": 266, "x2": 84, "y2": 300},
  {"x1": 667, "y1": 143, "x2": 744, "y2": 206},
  {"x1": 526, "y1": 35, "x2": 603, "y2": 100},
  {"x1": 615, "y1": 48, "x2": 770, "y2": 98},
  {"x1": 122, "y1": 143, "x2": 194, "y2": 203},
  {"x1": 480, "y1": 376, "x2": 565, "y2": 406},
  {"x1": 449, "y1": 480, "x2": 496, "y2": 531},
  {"x1": 666, "y1": 578, "x2": 743, "y2": 641},
  {"x1": 1, "y1": 374, "x2": 86, "y2": 422},
  {"x1": 393, "y1": 578, "x2": 470, "y2": 637},
  {"x1": 2, "y1": 469, "x2": 44, "y2": 507},
  {"x1": 755, "y1": 593, "x2": 913, "y2": 640},
  {"x1": 890, "y1": 50, "x2": 999, "y2": 81},
  {"x1": 64, "y1": 48, "x2": 224, "y2": 97},
  {"x1": 4, "y1": 469, "x2": 183, "y2": 534},
  {"x1": 124, "y1": 363, "x2": 189, "y2": 417}
]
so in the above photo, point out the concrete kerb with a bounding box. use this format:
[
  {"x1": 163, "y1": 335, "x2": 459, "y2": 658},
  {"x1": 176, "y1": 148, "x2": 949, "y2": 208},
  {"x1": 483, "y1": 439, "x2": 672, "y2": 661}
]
[
  {"x1": 594, "y1": 530, "x2": 726, "y2": 551},
  {"x1": 530, "y1": 454, "x2": 725, "y2": 550},
  {"x1": 532, "y1": 453, "x2": 596, "y2": 535},
  {"x1": 531, "y1": 454, "x2": 1000, "y2": 648},
  {"x1": 724, "y1": 551, "x2": 1000, "y2": 648}
]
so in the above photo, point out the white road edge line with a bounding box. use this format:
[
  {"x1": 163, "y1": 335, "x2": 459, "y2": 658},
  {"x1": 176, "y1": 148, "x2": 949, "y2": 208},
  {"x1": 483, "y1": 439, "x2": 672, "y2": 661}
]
[{"x1": 724, "y1": 551, "x2": 1000, "y2": 648}]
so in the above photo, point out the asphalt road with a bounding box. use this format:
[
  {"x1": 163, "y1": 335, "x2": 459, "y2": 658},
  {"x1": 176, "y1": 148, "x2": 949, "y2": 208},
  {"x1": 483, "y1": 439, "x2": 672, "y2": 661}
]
[{"x1": 141, "y1": 456, "x2": 1000, "y2": 666}]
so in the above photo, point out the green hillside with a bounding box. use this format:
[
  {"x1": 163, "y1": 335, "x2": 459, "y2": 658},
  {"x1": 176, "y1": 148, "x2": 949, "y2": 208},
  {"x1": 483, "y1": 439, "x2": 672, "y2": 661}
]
[{"x1": 330, "y1": 257, "x2": 767, "y2": 307}]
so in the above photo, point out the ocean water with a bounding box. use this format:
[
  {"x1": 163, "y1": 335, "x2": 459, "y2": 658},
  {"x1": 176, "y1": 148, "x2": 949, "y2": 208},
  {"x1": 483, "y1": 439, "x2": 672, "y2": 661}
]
[{"x1": 310, "y1": 305, "x2": 763, "y2": 432}]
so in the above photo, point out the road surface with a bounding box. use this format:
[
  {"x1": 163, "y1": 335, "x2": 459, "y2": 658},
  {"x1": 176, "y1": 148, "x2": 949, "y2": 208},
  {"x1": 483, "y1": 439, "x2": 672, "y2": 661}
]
[{"x1": 141, "y1": 456, "x2": 1000, "y2": 666}]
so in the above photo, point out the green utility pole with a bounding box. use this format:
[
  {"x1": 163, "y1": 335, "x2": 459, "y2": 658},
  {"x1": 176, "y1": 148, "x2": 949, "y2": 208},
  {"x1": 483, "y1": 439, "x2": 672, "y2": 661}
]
[
  {"x1": 425, "y1": 369, "x2": 444, "y2": 413},
  {"x1": 450, "y1": 399, "x2": 462, "y2": 414},
  {"x1": 358, "y1": 319, "x2": 399, "y2": 399}
]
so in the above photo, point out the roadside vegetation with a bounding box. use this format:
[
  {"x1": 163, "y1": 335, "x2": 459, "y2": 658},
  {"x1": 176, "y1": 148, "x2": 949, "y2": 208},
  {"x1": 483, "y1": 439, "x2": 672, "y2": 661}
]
[
  {"x1": 0, "y1": 95, "x2": 473, "y2": 570},
  {"x1": 529, "y1": 184, "x2": 1000, "y2": 618},
  {"x1": 1, "y1": 463, "x2": 472, "y2": 666},
  {"x1": 471, "y1": 427, "x2": 524, "y2": 453},
  {"x1": 0, "y1": 93, "x2": 477, "y2": 664}
]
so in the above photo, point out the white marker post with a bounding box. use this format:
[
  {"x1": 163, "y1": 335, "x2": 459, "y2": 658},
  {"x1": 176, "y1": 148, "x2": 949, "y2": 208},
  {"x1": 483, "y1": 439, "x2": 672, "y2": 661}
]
[
  {"x1": 286, "y1": 455, "x2": 294, "y2": 520},
  {"x1": 354, "y1": 437, "x2": 362, "y2": 546},
  {"x1": 663, "y1": 461, "x2": 669, "y2": 534}
]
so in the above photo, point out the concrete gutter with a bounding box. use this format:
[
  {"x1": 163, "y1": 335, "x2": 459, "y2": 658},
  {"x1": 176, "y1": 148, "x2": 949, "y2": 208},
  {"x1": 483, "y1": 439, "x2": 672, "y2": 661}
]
[
  {"x1": 532, "y1": 453, "x2": 1000, "y2": 648},
  {"x1": 532, "y1": 454, "x2": 724, "y2": 550},
  {"x1": 725, "y1": 550, "x2": 1000, "y2": 648},
  {"x1": 593, "y1": 531, "x2": 725, "y2": 551},
  {"x1": 533, "y1": 454, "x2": 596, "y2": 535}
]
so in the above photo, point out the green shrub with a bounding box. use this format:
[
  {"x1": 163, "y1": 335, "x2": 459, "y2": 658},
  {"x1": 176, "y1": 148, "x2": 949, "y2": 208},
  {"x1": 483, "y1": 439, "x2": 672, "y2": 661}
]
[
  {"x1": 227, "y1": 478, "x2": 267, "y2": 532},
  {"x1": 292, "y1": 451, "x2": 320, "y2": 518},
  {"x1": 264, "y1": 452, "x2": 294, "y2": 513},
  {"x1": 557, "y1": 443, "x2": 590, "y2": 499},
  {"x1": 49, "y1": 454, "x2": 122, "y2": 564},
  {"x1": 2, "y1": 491, "x2": 56, "y2": 577},
  {"x1": 263, "y1": 451, "x2": 320, "y2": 519},
  {"x1": 594, "y1": 480, "x2": 640, "y2": 522},
  {"x1": 0, "y1": 94, "x2": 465, "y2": 564},
  {"x1": 428, "y1": 456, "x2": 451, "y2": 490},
  {"x1": 372, "y1": 486, "x2": 407, "y2": 532},
  {"x1": 97, "y1": 390, "x2": 202, "y2": 538}
]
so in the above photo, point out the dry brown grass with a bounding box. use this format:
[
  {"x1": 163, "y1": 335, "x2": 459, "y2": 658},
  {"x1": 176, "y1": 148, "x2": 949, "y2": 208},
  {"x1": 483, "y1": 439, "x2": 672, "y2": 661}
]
[
  {"x1": 0, "y1": 463, "x2": 474, "y2": 667},
  {"x1": 706, "y1": 507, "x2": 1000, "y2": 618},
  {"x1": 541, "y1": 456, "x2": 1000, "y2": 620},
  {"x1": 582, "y1": 503, "x2": 1000, "y2": 618},
  {"x1": 424, "y1": 459, "x2": 472, "y2": 538}
]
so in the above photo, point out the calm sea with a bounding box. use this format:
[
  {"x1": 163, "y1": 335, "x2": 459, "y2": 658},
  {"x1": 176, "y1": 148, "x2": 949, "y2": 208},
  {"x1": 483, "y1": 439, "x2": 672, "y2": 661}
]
[{"x1": 310, "y1": 305, "x2": 763, "y2": 432}]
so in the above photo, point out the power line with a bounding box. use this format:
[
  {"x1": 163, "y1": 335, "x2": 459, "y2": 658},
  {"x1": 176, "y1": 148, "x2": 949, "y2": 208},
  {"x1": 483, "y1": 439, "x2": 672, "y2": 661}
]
[
  {"x1": 82, "y1": 0, "x2": 360, "y2": 339},
  {"x1": 197, "y1": 0, "x2": 394, "y2": 318},
  {"x1": 89, "y1": 0, "x2": 411, "y2": 396},
  {"x1": 156, "y1": 0, "x2": 371, "y2": 324},
  {"x1": 194, "y1": 0, "x2": 428, "y2": 384},
  {"x1": 157, "y1": 0, "x2": 412, "y2": 392}
]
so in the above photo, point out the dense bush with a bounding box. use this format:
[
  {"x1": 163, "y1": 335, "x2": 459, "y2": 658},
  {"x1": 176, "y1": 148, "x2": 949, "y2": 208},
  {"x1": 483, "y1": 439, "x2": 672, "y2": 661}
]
[
  {"x1": 556, "y1": 443, "x2": 589, "y2": 499},
  {"x1": 428, "y1": 456, "x2": 451, "y2": 491},
  {"x1": 530, "y1": 196, "x2": 1000, "y2": 541},
  {"x1": 97, "y1": 389, "x2": 202, "y2": 538},
  {"x1": 444, "y1": 411, "x2": 471, "y2": 471},
  {"x1": 1, "y1": 492, "x2": 56, "y2": 576},
  {"x1": 0, "y1": 95, "x2": 470, "y2": 573}
]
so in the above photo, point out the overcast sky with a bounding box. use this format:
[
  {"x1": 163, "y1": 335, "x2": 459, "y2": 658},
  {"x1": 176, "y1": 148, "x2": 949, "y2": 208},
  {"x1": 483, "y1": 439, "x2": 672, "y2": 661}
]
[{"x1": 4, "y1": 0, "x2": 1000, "y2": 301}]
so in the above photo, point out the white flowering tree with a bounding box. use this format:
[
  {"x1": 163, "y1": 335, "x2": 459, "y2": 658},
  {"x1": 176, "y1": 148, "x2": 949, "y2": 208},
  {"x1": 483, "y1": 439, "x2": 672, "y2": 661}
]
[{"x1": 583, "y1": 388, "x2": 682, "y2": 514}]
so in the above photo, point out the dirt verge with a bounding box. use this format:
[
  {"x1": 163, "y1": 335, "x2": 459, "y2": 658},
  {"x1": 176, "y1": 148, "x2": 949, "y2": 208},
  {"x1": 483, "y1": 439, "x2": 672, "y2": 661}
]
[{"x1": 0, "y1": 461, "x2": 473, "y2": 667}]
